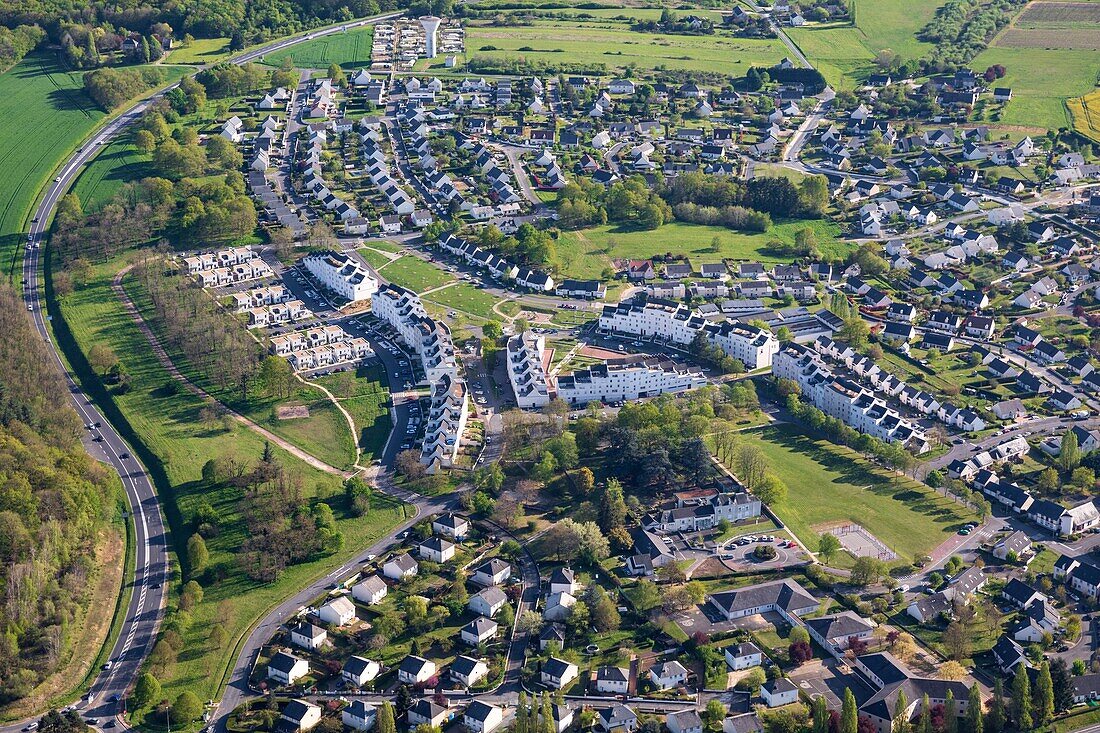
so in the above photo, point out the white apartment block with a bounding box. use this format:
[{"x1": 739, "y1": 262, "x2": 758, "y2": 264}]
[
  {"x1": 555, "y1": 357, "x2": 707, "y2": 406},
  {"x1": 182, "y1": 246, "x2": 256, "y2": 274},
  {"x1": 196, "y1": 259, "x2": 273, "y2": 287},
  {"x1": 507, "y1": 331, "x2": 551, "y2": 408},
  {"x1": 247, "y1": 299, "x2": 309, "y2": 328},
  {"x1": 773, "y1": 341, "x2": 930, "y2": 453},
  {"x1": 232, "y1": 285, "x2": 291, "y2": 312},
  {"x1": 598, "y1": 300, "x2": 778, "y2": 368},
  {"x1": 303, "y1": 251, "x2": 378, "y2": 303},
  {"x1": 421, "y1": 372, "x2": 469, "y2": 473},
  {"x1": 371, "y1": 284, "x2": 459, "y2": 385}
]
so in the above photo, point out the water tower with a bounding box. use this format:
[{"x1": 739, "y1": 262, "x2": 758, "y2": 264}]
[{"x1": 420, "y1": 15, "x2": 442, "y2": 59}]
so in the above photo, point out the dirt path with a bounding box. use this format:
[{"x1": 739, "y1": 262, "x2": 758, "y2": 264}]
[{"x1": 113, "y1": 266, "x2": 352, "y2": 478}]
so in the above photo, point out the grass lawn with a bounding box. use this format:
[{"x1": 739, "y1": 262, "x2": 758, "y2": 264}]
[
  {"x1": 731, "y1": 424, "x2": 977, "y2": 566},
  {"x1": 52, "y1": 254, "x2": 409, "y2": 712},
  {"x1": 465, "y1": 21, "x2": 788, "y2": 75},
  {"x1": 262, "y1": 26, "x2": 375, "y2": 69},
  {"x1": 377, "y1": 255, "x2": 455, "y2": 292},
  {"x1": 357, "y1": 247, "x2": 396, "y2": 270},
  {"x1": 425, "y1": 282, "x2": 502, "y2": 319},
  {"x1": 555, "y1": 220, "x2": 851, "y2": 280},
  {"x1": 0, "y1": 54, "x2": 103, "y2": 283},
  {"x1": 167, "y1": 37, "x2": 233, "y2": 64},
  {"x1": 971, "y1": 46, "x2": 1100, "y2": 131},
  {"x1": 71, "y1": 132, "x2": 154, "y2": 211},
  {"x1": 312, "y1": 364, "x2": 392, "y2": 460}
]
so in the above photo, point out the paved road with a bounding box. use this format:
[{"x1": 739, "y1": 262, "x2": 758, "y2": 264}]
[{"x1": 2, "y1": 13, "x2": 403, "y2": 733}]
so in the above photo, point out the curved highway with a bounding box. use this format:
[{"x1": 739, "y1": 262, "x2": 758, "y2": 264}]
[{"x1": 5, "y1": 14, "x2": 401, "y2": 733}]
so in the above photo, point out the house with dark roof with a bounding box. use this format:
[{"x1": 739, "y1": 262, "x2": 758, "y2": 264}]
[
  {"x1": 853, "y1": 653, "x2": 971, "y2": 733},
  {"x1": 707, "y1": 579, "x2": 818, "y2": 622}
]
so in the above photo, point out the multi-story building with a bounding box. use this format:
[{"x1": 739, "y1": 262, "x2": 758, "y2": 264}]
[
  {"x1": 303, "y1": 250, "x2": 378, "y2": 302},
  {"x1": 598, "y1": 299, "x2": 778, "y2": 368},
  {"x1": 555, "y1": 358, "x2": 706, "y2": 406},
  {"x1": 371, "y1": 284, "x2": 459, "y2": 384},
  {"x1": 507, "y1": 332, "x2": 551, "y2": 408},
  {"x1": 421, "y1": 373, "x2": 470, "y2": 473}
]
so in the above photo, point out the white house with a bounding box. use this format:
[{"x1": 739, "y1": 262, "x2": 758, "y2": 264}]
[
  {"x1": 649, "y1": 660, "x2": 689, "y2": 690},
  {"x1": 543, "y1": 591, "x2": 576, "y2": 621},
  {"x1": 469, "y1": 586, "x2": 509, "y2": 618},
  {"x1": 465, "y1": 701, "x2": 504, "y2": 733},
  {"x1": 342, "y1": 701, "x2": 377, "y2": 731},
  {"x1": 418, "y1": 536, "x2": 456, "y2": 563},
  {"x1": 281, "y1": 700, "x2": 322, "y2": 732},
  {"x1": 666, "y1": 710, "x2": 703, "y2": 733},
  {"x1": 451, "y1": 655, "x2": 490, "y2": 688},
  {"x1": 342, "y1": 656, "x2": 381, "y2": 687},
  {"x1": 383, "y1": 554, "x2": 418, "y2": 581},
  {"x1": 461, "y1": 617, "x2": 499, "y2": 646},
  {"x1": 761, "y1": 678, "x2": 799, "y2": 707},
  {"x1": 472, "y1": 558, "x2": 512, "y2": 587},
  {"x1": 317, "y1": 596, "x2": 356, "y2": 627},
  {"x1": 594, "y1": 666, "x2": 629, "y2": 694},
  {"x1": 398, "y1": 655, "x2": 437, "y2": 684},
  {"x1": 303, "y1": 250, "x2": 378, "y2": 303},
  {"x1": 268, "y1": 650, "x2": 309, "y2": 685},
  {"x1": 724, "y1": 642, "x2": 763, "y2": 670},
  {"x1": 541, "y1": 657, "x2": 579, "y2": 689},
  {"x1": 289, "y1": 622, "x2": 327, "y2": 650},
  {"x1": 433, "y1": 513, "x2": 470, "y2": 540},
  {"x1": 352, "y1": 575, "x2": 388, "y2": 605}
]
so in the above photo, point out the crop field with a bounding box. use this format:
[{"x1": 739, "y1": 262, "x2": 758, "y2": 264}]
[
  {"x1": 555, "y1": 219, "x2": 851, "y2": 280},
  {"x1": 731, "y1": 425, "x2": 977, "y2": 567},
  {"x1": 995, "y1": 29, "x2": 1100, "y2": 49},
  {"x1": 1016, "y1": 1, "x2": 1100, "y2": 23},
  {"x1": 972, "y1": 46, "x2": 1100, "y2": 129},
  {"x1": 378, "y1": 255, "x2": 455, "y2": 292},
  {"x1": 1069, "y1": 89, "x2": 1100, "y2": 142},
  {"x1": 262, "y1": 26, "x2": 374, "y2": 70},
  {"x1": 0, "y1": 54, "x2": 104, "y2": 283},
  {"x1": 464, "y1": 21, "x2": 788, "y2": 75}
]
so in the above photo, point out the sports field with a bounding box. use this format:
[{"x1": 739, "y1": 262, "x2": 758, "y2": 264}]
[
  {"x1": 465, "y1": 20, "x2": 788, "y2": 75},
  {"x1": 555, "y1": 219, "x2": 852, "y2": 280},
  {"x1": 0, "y1": 54, "x2": 104, "y2": 283},
  {"x1": 262, "y1": 26, "x2": 375, "y2": 70},
  {"x1": 732, "y1": 425, "x2": 977, "y2": 566}
]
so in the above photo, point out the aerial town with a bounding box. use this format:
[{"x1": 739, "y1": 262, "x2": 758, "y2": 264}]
[{"x1": 3, "y1": 3, "x2": 1100, "y2": 733}]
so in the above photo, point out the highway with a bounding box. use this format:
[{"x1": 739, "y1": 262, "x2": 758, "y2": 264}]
[{"x1": 4, "y1": 13, "x2": 401, "y2": 733}]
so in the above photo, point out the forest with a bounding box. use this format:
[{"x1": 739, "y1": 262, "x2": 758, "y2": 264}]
[{"x1": 0, "y1": 284, "x2": 116, "y2": 703}]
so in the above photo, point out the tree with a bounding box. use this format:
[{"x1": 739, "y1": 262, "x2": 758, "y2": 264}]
[
  {"x1": 940, "y1": 661, "x2": 966, "y2": 680},
  {"x1": 598, "y1": 478, "x2": 627, "y2": 532},
  {"x1": 703, "y1": 700, "x2": 726, "y2": 732},
  {"x1": 171, "y1": 691, "x2": 203, "y2": 723},
  {"x1": 892, "y1": 690, "x2": 911, "y2": 733},
  {"x1": 592, "y1": 594, "x2": 621, "y2": 633},
  {"x1": 1037, "y1": 467, "x2": 1059, "y2": 495},
  {"x1": 850, "y1": 556, "x2": 885, "y2": 586},
  {"x1": 842, "y1": 688, "x2": 858, "y2": 733},
  {"x1": 944, "y1": 690, "x2": 957, "y2": 733},
  {"x1": 1034, "y1": 660, "x2": 1054, "y2": 727},
  {"x1": 967, "y1": 685, "x2": 982, "y2": 733},
  {"x1": 186, "y1": 533, "x2": 209, "y2": 576},
  {"x1": 989, "y1": 678, "x2": 1005, "y2": 733},
  {"x1": 633, "y1": 579, "x2": 661, "y2": 612},
  {"x1": 818, "y1": 533, "x2": 841, "y2": 564},
  {"x1": 377, "y1": 703, "x2": 397, "y2": 733},
  {"x1": 1050, "y1": 658, "x2": 1074, "y2": 713},
  {"x1": 734, "y1": 444, "x2": 769, "y2": 490},
  {"x1": 813, "y1": 695, "x2": 829, "y2": 733},
  {"x1": 755, "y1": 474, "x2": 788, "y2": 507},
  {"x1": 132, "y1": 672, "x2": 161, "y2": 709},
  {"x1": 1060, "y1": 428, "x2": 1081, "y2": 472},
  {"x1": 918, "y1": 696, "x2": 931, "y2": 733},
  {"x1": 327, "y1": 63, "x2": 347, "y2": 87},
  {"x1": 943, "y1": 621, "x2": 970, "y2": 660},
  {"x1": 1011, "y1": 663, "x2": 1032, "y2": 730}
]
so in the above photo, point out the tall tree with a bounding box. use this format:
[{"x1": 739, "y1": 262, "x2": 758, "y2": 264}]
[
  {"x1": 842, "y1": 688, "x2": 859, "y2": 733},
  {"x1": 1034, "y1": 660, "x2": 1054, "y2": 727},
  {"x1": 813, "y1": 695, "x2": 829, "y2": 733},
  {"x1": 967, "y1": 684, "x2": 983, "y2": 733},
  {"x1": 944, "y1": 689, "x2": 957, "y2": 733},
  {"x1": 988, "y1": 678, "x2": 1005, "y2": 733},
  {"x1": 919, "y1": 695, "x2": 932, "y2": 733},
  {"x1": 1060, "y1": 428, "x2": 1081, "y2": 472},
  {"x1": 598, "y1": 478, "x2": 627, "y2": 532},
  {"x1": 892, "y1": 689, "x2": 911, "y2": 733},
  {"x1": 1049, "y1": 657, "x2": 1075, "y2": 713},
  {"x1": 377, "y1": 703, "x2": 396, "y2": 733},
  {"x1": 1012, "y1": 663, "x2": 1032, "y2": 731}
]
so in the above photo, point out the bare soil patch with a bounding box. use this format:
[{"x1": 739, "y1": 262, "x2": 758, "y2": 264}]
[{"x1": 276, "y1": 404, "x2": 311, "y2": 420}]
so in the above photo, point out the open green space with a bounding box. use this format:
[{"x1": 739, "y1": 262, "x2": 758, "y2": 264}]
[
  {"x1": 0, "y1": 54, "x2": 104, "y2": 283},
  {"x1": 52, "y1": 254, "x2": 409, "y2": 712},
  {"x1": 555, "y1": 219, "x2": 851, "y2": 280},
  {"x1": 262, "y1": 26, "x2": 375, "y2": 70},
  {"x1": 312, "y1": 364, "x2": 392, "y2": 460},
  {"x1": 71, "y1": 132, "x2": 153, "y2": 211},
  {"x1": 378, "y1": 254, "x2": 455, "y2": 292},
  {"x1": 425, "y1": 282, "x2": 501, "y2": 320},
  {"x1": 971, "y1": 46, "x2": 1100, "y2": 131},
  {"x1": 465, "y1": 21, "x2": 788, "y2": 75},
  {"x1": 167, "y1": 37, "x2": 233, "y2": 64},
  {"x1": 732, "y1": 424, "x2": 977, "y2": 566},
  {"x1": 357, "y1": 247, "x2": 396, "y2": 270}
]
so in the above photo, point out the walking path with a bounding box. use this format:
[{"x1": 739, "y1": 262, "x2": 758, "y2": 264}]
[{"x1": 112, "y1": 265, "x2": 352, "y2": 477}]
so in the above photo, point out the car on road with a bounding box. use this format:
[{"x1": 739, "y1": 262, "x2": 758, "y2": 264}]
[
  {"x1": 23, "y1": 723, "x2": 39, "y2": 731},
  {"x1": 119, "y1": 452, "x2": 130, "y2": 460},
  {"x1": 109, "y1": 694, "x2": 121, "y2": 702},
  {"x1": 54, "y1": 177, "x2": 61, "y2": 182}
]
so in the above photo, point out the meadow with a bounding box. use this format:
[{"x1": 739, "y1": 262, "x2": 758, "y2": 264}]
[
  {"x1": 425, "y1": 282, "x2": 502, "y2": 320},
  {"x1": 554, "y1": 219, "x2": 851, "y2": 280},
  {"x1": 0, "y1": 54, "x2": 104, "y2": 283},
  {"x1": 972, "y1": 46, "x2": 1100, "y2": 130},
  {"x1": 261, "y1": 26, "x2": 375, "y2": 70},
  {"x1": 464, "y1": 20, "x2": 788, "y2": 75},
  {"x1": 731, "y1": 424, "x2": 977, "y2": 566},
  {"x1": 71, "y1": 132, "x2": 153, "y2": 211},
  {"x1": 167, "y1": 37, "x2": 233, "y2": 64},
  {"x1": 52, "y1": 254, "x2": 409, "y2": 711},
  {"x1": 313, "y1": 364, "x2": 393, "y2": 460}
]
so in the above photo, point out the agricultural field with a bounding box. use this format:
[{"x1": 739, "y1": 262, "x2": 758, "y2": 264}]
[
  {"x1": 377, "y1": 254, "x2": 455, "y2": 291},
  {"x1": 464, "y1": 20, "x2": 788, "y2": 75},
  {"x1": 261, "y1": 26, "x2": 375, "y2": 70},
  {"x1": 53, "y1": 254, "x2": 409, "y2": 709},
  {"x1": 1069, "y1": 89, "x2": 1100, "y2": 143},
  {"x1": 972, "y1": 46, "x2": 1100, "y2": 130},
  {"x1": 555, "y1": 219, "x2": 851, "y2": 280},
  {"x1": 71, "y1": 132, "x2": 153, "y2": 211},
  {"x1": 731, "y1": 425, "x2": 978, "y2": 567},
  {"x1": 0, "y1": 54, "x2": 104, "y2": 283}
]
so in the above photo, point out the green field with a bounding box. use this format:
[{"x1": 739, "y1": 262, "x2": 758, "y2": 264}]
[
  {"x1": 465, "y1": 21, "x2": 788, "y2": 75},
  {"x1": 167, "y1": 37, "x2": 233, "y2": 64},
  {"x1": 71, "y1": 132, "x2": 153, "y2": 211},
  {"x1": 425, "y1": 282, "x2": 502, "y2": 319},
  {"x1": 732, "y1": 424, "x2": 977, "y2": 566},
  {"x1": 378, "y1": 254, "x2": 455, "y2": 292},
  {"x1": 555, "y1": 219, "x2": 851, "y2": 280},
  {"x1": 312, "y1": 365, "x2": 392, "y2": 460},
  {"x1": 262, "y1": 26, "x2": 375, "y2": 70},
  {"x1": 971, "y1": 46, "x2": 1100, "y2": 130},
  {"x1": 788, "y1": 0, "x2": 948, "y2": 87},
  {"x1": 0, "y1": 54, "x2": 104, "y2": 283},
  {"x1": 53, "y1": 255, "x2": 409, "y2": 709}
]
